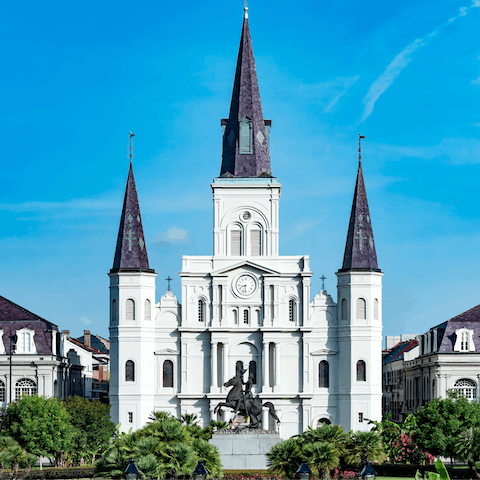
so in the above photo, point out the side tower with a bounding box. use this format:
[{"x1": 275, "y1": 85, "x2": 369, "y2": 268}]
[
  {"x1": 336, "y1": 141, "x2": 383, "y2": 432},
  {"x1": 109, "y1": 162, "x2": 157, "y2": 432}
]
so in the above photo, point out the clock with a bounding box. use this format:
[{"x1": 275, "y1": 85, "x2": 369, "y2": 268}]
[{"x1": 236, "y1": 275, "x2": 256, "y2": 296}]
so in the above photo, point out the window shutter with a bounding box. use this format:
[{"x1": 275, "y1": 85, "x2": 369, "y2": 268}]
[
  {"x1": 356, "y1": 299, "x2": 366, "y2": 319},
  {"x1": 231, "y1": 230, "x2": 241, "y2": 255},
  {"x1": 126, "y1": 299, "x2": 135, "y2": 321},
  {"x1": 251, "y1": 230, "x2": 261, "y2": 256}
]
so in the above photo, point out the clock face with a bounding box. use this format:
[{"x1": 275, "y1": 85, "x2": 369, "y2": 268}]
[{"x1": 236, "y1": 275, "x2": 256, "y2": 296}]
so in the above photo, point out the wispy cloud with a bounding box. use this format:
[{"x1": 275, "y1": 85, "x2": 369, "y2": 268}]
[
  {"x1": 81, "y1": 317, "x2": 92, "y2": 325},
  {"x1": 471, "y1": 76, "x2": 480, "y2": 85},
  {"x1": 371, "y1": 137, "x2": 480, "y2": 164},
  {"x1": 296, "y1": 75, "x2": 360, "y2": 112},
  {"x1": 361, "y1": 0, "x2": 480, "y2": 121},
  {"x1": 153, "y1": 227, "x2": 192, "y2": 249}
]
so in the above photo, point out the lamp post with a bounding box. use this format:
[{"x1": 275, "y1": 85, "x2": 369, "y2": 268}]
[
  {"x1": 124, "y1": 458, "x2": 140, "y2": 480},
  {"x1": 296, "y1": 460, "x2": 312, "y2": 480},
  {"x1": 192, "y1": 460, "x2": 209, "y2": 480},
  {"x1": 360, "y1": 459, "x2": 377, "y2": 480}
]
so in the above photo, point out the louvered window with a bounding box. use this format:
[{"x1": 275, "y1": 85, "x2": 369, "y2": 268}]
[
  {"x1": 251, "y1": 229, "x2": 261, "y2": 256},
  {"x1": 374, "y1": 299, "x2": 379, "y2": 320},
  {"x1": 356, "y1": 298, "x2": 366, "y2": 319},
  {"x1": 231, "y1": 230, "x2": 242, "y2": 255},
  {"x1": 144, "y1": 299, "x2": 151, "y2": 321},
  {"x1": 125, "y1": 361, "x2": 135, "y2": 382},
  {"x1": 244, "y1": 310, "x2": 249, "y2": 324},
  {"x1": 126, "y1": 299, "x2": 135, "y2": 321},
  {"x1": 239, "y1": 116, "x2": 252, "y2": 154},
  {"x1": 341, "y1": 299, "x2": 347, "y2": 321}
]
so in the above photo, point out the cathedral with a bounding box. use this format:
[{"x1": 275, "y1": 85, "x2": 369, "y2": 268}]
[{"x1": 109, "y1": 8, "x2": 383, "y2": 439}]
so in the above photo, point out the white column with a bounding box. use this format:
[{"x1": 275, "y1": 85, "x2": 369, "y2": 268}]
[
  {"x1": 262, "y1": 407, "x2": 269, "y2": 430},
  {"x1": 274, "y1": 343, "x2": 280, "y2": 392},
  {"x1": 263, "y1": 341, "x2": 270, "y2": 393},
  {"x1": 211, "y1": 342, "x2": 218, "y2": 393},
  {"x1": 222, "y1": 342, "x2": 229, "y2": 391}
]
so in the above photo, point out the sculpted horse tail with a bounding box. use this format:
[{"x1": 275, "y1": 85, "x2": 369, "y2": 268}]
[{"x1": 262, "y1": 401, "x2": 281, "y2": 424}]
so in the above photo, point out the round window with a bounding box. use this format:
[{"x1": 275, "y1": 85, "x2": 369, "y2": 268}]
[{"x1": 242, "y1": 211, "x2": 251, "y2": 221}]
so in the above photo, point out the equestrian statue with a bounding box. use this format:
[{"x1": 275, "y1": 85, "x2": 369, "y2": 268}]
[{"x1": 214, "y1": 363, "x2": 280, "y2": 430}]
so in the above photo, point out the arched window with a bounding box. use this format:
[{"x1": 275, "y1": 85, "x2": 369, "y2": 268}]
[
  {"x1": 231, "y1": 228, "x2": 242, "y2": 255},
  {"x1": 374, "y1": 299, "x2": 379, "y2": 320},
  {"x1": 453, "y1": 378, "x2": 477, "y2": 400},
  {"x1": 145, "y1": 299, "x2": 151, "y2": 321},
  {"x1": 289, "y1": 300, "x2": 295, "y2": 322},
  {"x1": 112, "y1": 299, "x2": 118, "y2": 323},
  {"x1": 239, "y1": 115, "x2": 253, "y2": 154},
  {"x1": 0, "y1": 380, "x2": 5, "y2": 402},
  {"x1": 126, "y1": 299, "x2": 135, "y2": 321},
  {"x1": 249, "y1": 361, "x2": 257, "y2": 384},
  {"x1": 341, "y1": 299, "x2": 347, "y2": 321},
  {"x1": 319, "y1": 360, "x2": 329, "y2": 388},
  {"x1": 198, "y1": 300, "x2": 205, "y2": 322},
  {"x1": 356, "y1": 360, "x2": 366, "y2": 382},
  {"x1": 125, "y1": 360, "x2": 135, "y2": 382},
  {"x1": 163, "y1": 360, "x2": 174, "y2": 388},
  {"x1": 244, "y1": 310, "x2": 249, "y2": 324},
  {"x1": 250, "y1": 226, "x2": 262, "y2": 256},
  {"x1": 317, "y1": 418, "x2": 331, "y2": 427},
  {"x1": 15, "y1": 378, "x2": 36, "y2": 400},
  {"x1": 356, "y1": 298, "x2": 366, "y2": 319},
  {"x1": 236, "y1": 361, "x2": 244, "y2": 377}
]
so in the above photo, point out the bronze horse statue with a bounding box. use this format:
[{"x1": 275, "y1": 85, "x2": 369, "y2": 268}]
[{"x1": 214, "y1": 372, "x2": 280, "y2": 429}]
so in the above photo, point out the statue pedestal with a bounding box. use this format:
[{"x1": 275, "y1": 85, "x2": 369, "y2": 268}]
[{"x1": 209, "y1": 430, "x2": 282, "y2": 470}]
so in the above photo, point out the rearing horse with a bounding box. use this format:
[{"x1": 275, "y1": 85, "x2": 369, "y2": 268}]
[{"x1": 213, "y1": 375, "x2": 243, "y2": 415}]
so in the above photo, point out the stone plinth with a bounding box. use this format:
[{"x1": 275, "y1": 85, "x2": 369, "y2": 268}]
[{"x1": 209, "y1": 430, "x2": 282, "y2": 470}]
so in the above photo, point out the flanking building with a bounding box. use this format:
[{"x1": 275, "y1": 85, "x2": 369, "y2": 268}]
[{"x1": 109, "y1": 7, "x2": 384, "y2": 438}]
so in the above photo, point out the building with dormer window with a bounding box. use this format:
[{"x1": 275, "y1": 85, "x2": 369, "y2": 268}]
[{"x1": 109, "y1": 7, "x2": 383, "y2": 438}]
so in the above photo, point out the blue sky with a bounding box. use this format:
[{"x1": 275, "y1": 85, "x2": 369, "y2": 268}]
[{"x1": 1, "y1": 0, "x2": 480, "y2": 343}]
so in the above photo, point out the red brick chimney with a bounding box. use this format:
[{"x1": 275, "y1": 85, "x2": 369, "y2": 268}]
[
  {"x1": 61, "y1": 330, "x2": 70, "y2": 338},
  {"x1": 84, "y1": 330, "x2": 91, "y2": 347}
]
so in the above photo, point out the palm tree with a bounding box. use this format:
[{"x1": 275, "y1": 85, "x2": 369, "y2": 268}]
[
  {"x1": 303, "y1": 441, "x2": 340, "y2": 480},
  {"x1": 455, "y1": 427, "x2": 480, "y2": 478},
  {"x1": 180, "y1": 413, "x2": 199, "y2": 427},
  {"x1": 148, "y1": 411, "x2": 173, "y2": 423},
  {"x1": 192, "y1": 438, "x2": 223, "y2": 479},
  {"x1": 267, "y1": 438, "x2": 303, "y2": 479},
  {"x1": 348, "y1": 430, "x2": 386, "y2": 465}
]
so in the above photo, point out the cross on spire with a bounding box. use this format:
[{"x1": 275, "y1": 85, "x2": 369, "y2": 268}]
[
  {"x1": 166, "y1": 276, "x2": 173, "y2": 291},
  {"x1": 129, "y1": 131, "x2": 135, "y2": 164},
  {"x1": 358, "y1": 134, "x2": 366, "y2": 165},
  {"x1": 354, "y1": 227, "x2": 368, "y2": 252},
  {"x1": 320, "y1": 275, "x2": 327, "y2": 291}
]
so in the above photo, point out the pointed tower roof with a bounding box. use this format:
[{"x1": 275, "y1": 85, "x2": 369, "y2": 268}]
[
  {"x1": 340, "y1": 162, "x2": 380, "y2": 272},
  {"x1": 220, "y1": 8, "x2": 272, "y2": 178},
  {"x1": 111, "y1": 163, "x2": 153, "y2": 273}
]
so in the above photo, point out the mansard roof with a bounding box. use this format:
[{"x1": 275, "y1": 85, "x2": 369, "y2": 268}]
[
  {"x1": 111, "y1": 163, "x2": 154, "y2": 273},
  {"x1": 0, "y1": 295, "x2": 57, "y2": 329},
  {"x1": 220, "y1": 11, "x2": 272, "y2": 178},
  {"x1": 340, "y1": 162, "x2": 380, "y2": 272}
]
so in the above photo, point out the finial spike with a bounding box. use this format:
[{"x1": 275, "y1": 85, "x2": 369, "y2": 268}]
[
  {"x1": 128, "y1": 131, "x2": 136, "y2": 165},
  {"x1": 244, "y1": 0, "x2": 248, "y2": 18},
  {"x1": 358, "y1": 134, "x2": 366, "y2": 166}
]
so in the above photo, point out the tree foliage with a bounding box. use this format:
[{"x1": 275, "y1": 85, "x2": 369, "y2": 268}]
[
  {"x1": 2, "y1": 395, "x2": 74, "y2": 466},
  {"x1": 63, "y1": 396, "x2": 116, "y2": 465}
]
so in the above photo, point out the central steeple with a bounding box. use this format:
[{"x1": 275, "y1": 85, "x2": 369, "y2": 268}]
[{"x1": 220, "y1": 7, "x2": 272, "y2": 178}]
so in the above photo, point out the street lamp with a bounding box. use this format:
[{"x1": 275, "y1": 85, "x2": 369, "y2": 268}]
[
  {"x1": 192, "y1": 460, "x2": 209, "y2": 480},
  {"x1": 124, "y1": 458, "x2": 140, "y2": 480},
  {"x1": 360, "y1": 459, "x2": 377, "y2": 480},
  {"x1": 296, "y1": 460, "x2": 312, "y2": 480}
]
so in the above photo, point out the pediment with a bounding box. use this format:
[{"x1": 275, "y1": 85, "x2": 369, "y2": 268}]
[
  {"x1": 211, "y1": 260, "x2": 281, "y2": 276},
  {"x1": 311, "y1": 349, "x2": 337, "y2": 356},
  {"x1": 154, "y1": 348, "x2": 180, "y2": 356}
]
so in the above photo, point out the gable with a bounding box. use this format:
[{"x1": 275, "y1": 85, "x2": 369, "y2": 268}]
[{"x1": 211, "y1": 260, "x2": 280, "y2": 276}]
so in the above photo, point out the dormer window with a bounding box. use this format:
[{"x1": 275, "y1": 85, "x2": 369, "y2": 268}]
[
  {"x1": 239, "y1": 116, "x2": 252, "y2": 154},
  {"x1": 454, "y1": 328, "x2": 475, "y2": 352},
  {"x1": 16, "y1": 328, "x2": 36, "y2": 354}
]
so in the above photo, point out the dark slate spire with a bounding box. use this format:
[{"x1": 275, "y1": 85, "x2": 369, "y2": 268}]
[
  {"x1": 111, "y1": 163, "x2": 153, "y2": 273},
  {"x1": 340, "y1": 162, "x2": 380, "y2": 272},
  {"x1": 220, "y1": 8, "x2": 272, "y2": 178}
]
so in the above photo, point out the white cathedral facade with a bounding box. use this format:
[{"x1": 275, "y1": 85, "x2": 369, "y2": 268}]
[{"x1": 109, "y1": 9, "x2": 383, "y2": 439}]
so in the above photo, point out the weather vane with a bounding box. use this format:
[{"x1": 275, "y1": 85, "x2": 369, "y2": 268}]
[
  {"x1": 358, "y1": 134, "x2": 366, "y2": 165},
  {"x1": 128, "y1": 131, "x2": 135, "y2": 164}
]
